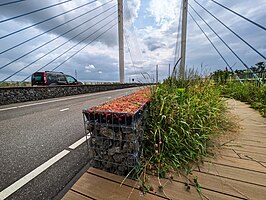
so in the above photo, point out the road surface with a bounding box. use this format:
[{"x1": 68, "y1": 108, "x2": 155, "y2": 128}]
[{"x1": 0, "y1": 87, "x2": 141, "y2": 200}]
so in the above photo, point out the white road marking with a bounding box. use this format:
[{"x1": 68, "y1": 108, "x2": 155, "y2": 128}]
[
  {"x1": 59, "y1": 108, "x2": 69, "y2": 112},
  {"x1": 0, "y1": 106, "x2": 18, "y2": 111},
  {"x1": 0, "y1": 88, "x2": 135, "y2": 112},
  {"x1": 68, "y1": 134, "x2": 90, "y2": 149},
  {"x1": 0, "y1": 150, "x2": 70, "y2": 200},
  {"x1": 107, "y1": 96, "x2": 111, "y2": 99}
]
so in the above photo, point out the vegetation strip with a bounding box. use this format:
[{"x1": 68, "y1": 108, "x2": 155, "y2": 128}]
[
  {"x1": 82, "y1": 72, "x2": 265, "y2": 197},
  {"x1": 86, "y1": 88, "x2": 150, "y2": 114},
  {"x1": 211, "y1": 62, "x2": 266, "y2": 117},
  {"x1": 133, "y1": 77, "x2": 232, "y2": 195}
]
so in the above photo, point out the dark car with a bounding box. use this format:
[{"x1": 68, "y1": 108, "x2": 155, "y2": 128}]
[{"x1": 31, "y1": 71, "x2": 83, "y2": 86}]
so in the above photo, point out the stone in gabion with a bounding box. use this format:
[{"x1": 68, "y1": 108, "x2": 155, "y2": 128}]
[{"x1": 86, "y1": 122, "x2": 143, "y2": 177}]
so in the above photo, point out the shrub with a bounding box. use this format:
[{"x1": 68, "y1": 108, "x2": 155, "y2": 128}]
[{"x1": 222, "y1": 82, "x2": 266, "y2": 117}]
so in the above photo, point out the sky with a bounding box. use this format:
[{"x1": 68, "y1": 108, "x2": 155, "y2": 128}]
[{"x1": 0, "y1": 0, "x2": 265, "y2": 82}]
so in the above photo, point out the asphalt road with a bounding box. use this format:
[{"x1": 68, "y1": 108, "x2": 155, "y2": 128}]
[{"x1": 0, "y1": 87, "x2": 140, "y2": 200}]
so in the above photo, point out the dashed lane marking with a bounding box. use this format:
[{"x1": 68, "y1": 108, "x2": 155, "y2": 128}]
[
  {"x1": 0, "y1": 106, "x2": 18, "y2": 111},
  {"x1": 0, "y1": 150, "x2": 70, "y2": 200},
  {"x1": 60, "y1": 108, "x2": 69, "y2": 112},
  {"x1": 68, "y1": 134, "x2": 90, "y2": 150}
]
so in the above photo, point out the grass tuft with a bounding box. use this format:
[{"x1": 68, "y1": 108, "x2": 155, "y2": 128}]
[{"x1": 142, "y1": 77, "x2": 229, "y2": 179}]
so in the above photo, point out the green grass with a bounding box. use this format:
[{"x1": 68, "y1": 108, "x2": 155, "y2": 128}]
[
  {"x1": 130, "y1": 77, "x2": 230, "y2": 195},
  {"x1": 0, "y1": 82, "x2": 30, "y2": 87},
  {"x1": 221, "y1": 82, "x2": 266, "y2": 117}
]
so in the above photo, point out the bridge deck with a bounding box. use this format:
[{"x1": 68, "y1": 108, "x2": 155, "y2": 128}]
[{"x1": 62, "y1": 100, "x2": 266, "y2": 200}]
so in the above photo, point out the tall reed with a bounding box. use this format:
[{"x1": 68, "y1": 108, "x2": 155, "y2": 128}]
[{"x1": 143, "y1": 77, "x2": 228, "y2": 176}]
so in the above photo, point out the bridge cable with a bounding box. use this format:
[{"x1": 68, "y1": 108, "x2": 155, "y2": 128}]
[
  {"x1": 124, "y1": 0, "x2": 143, "y2": 64},
  {"x1": 0, "y1": 0, "x2": 99, "y2": 40},
  {"x1": 209, "y1": 0, "x2": 266, "y2": 32},
  {"x1": 0, "y1": 0, "x2": 26, "y2": 7},
  {"x1": 2, "y1": 13, "x2": 117, "y2": 82},
  {"x1": 20, "y1": 17, "x2": 117, "y2": 82},
  {"x1": 190, "y1": 3, "x2": 261, "y2": 83},
  {"x1": 0, "y1": 1, "x2": 114, "y2": 55},
  {"x1": 0, "y1": 5, "x2": 116, "y2": 71},
  {"x1": 193, "y1": 0, "x2": 266, "y2": 62},
  {"x1": 124, "y1": 32, "x2": 137, "y2": 78},
  {"x1": 51, "y1": 22, "x2": 117, "y2": 72},
  {"x1": 0, "y1": 0, "x2": 72, "y2": 24},
  {"x1": 173, "y1": 0, "x2": 183, "y2": 65},
  {"x1": 188, "y1": 11, "x2": 242, "y2": 83}
]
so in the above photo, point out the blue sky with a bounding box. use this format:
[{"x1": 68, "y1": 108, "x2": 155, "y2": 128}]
[{"x1": 0, "y1": 0, "x2": 265, "y2": 82}]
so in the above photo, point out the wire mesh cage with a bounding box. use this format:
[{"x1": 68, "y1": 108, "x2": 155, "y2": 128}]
[{"x1": 83, "y1": 101, "x2": 149, "y2": 177}]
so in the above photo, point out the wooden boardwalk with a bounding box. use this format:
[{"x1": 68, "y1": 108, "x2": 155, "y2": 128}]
[{"x1": 62, "y1": 100, "x2": 266, "y2": 200}]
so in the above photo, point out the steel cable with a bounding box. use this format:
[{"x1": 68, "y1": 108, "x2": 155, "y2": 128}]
[
  {"x1": 193, "y1": 0, "x2": 266, "y2": 62},
  {"x1": 191, "y1": 2, "x2": 261, "y2": 83},
  {"x1": 0, "y1": 0, "x2": 26, "y2": 7},
  {"x1": 0, "y1": 0, "x2": 98, "y2": 40},
  {"x1": 2, "y1": 13, "x2": 117, "y2": 82},
  {"x1": 189, "y1": 11, "x2": 242, "y2": 83},
  {"x1": 51, "y1": 22, "x2": 117, "y2": 72},
  {"x1": 0, "y1": 5, "x2": 116, "y2": 71},
  {"x1": 0, "y1": 1, "x2": 114, "y2": 55},
  {"x1": 210, "y1": 0, "x2": 266, "y2": 32},
  {"x1": 0, "y1": 0, "x2": 72, "y2": 23}
]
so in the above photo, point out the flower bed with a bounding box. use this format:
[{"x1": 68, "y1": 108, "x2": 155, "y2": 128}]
[
  {"x1": 89, "y1": 89, "x2": 150, "y2": 114},
  {"x1": 82, "y1": 88, "x2": 150, "y2": 176}
]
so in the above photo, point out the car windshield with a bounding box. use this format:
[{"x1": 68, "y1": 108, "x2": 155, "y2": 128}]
[
  {"x1": 32, "y1": 73, "x2": 43, "y2": 81},
  {"x1": 66, "y1": 75, "x2": 76, "y2": 84}
]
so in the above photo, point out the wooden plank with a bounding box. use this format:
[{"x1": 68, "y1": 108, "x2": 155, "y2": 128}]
[
  {"x1": 234, "y1": 149, "x2": 266, "y2": 163},
  {"x1": 224, "y1": 144, "x2": 266, "y2": 155},
  {"x1": 62, "y1": 190, "x2": 93, "y2": 200},
  {"x1": 237, "y1": 136, "x2": 266, "y2": 143},
  {"x1": 198, "y1": 162, "x2": 266, "y2": 187},
  {"x1": 217, "y1": 149, "x2": 266, "y2": 164},
  {"x1": 188, "y1": 171, "x2": 266, "y2": 200},
  {"x1": 145, "y1": 174, "x2": 242, "y2": 200},
  {"x1": 89, "y1": 168, "x2": 241, "y2": 200},
  {"x1": 217, "y1": 148, "x2": 240, "y2": 159},
  {"x1": 236, "y1": 132, "x2": 266, "y2": 139},
  {"x1": 236, "y1": 137, "x2": 266, "y2": 144},
  {"x1": 88, "y1": 167, "x2": 136, "y2": 187},
  {"x1": 205, "y1": 155, "x2": 266, "y2": 173},
  {"x1": 220, "y1": 138, "x2": 266, "y2": 148},
  {"x1": 221, "y1": 147, "x2": 266, "y2": 156},
  {"x1": 72, "y1": 172, "x2": 163, "y2": 200},
  {"x1": 225, "y1": 142, "x2": 266, "y2": 149},
  {"x1": 150, "y1": 178, "x2": 241, "y2": 200}
]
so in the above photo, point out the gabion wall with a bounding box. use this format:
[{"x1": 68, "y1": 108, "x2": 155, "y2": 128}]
[
  {"x1": 0, "y1": 83, "x2": 152, "y2": 105},
  {"x1": 83, "y1": 110, "x2": 146, "y2": 176}
]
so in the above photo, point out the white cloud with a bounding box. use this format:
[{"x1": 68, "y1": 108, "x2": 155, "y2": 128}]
[
  {"x1": 124, "y1": 0, "x2": 141, "y2": 23},
  {"x1": 147, "y1": 0, "x2": 179, "y2": 25},
  {"x1": 85, "y1": 64, "x2": 95, "y2": 69}
]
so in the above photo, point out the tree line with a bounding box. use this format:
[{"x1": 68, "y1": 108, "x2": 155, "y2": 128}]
[{"x1": 211, "y1": 61, "x2": 266, "y2": 83}]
